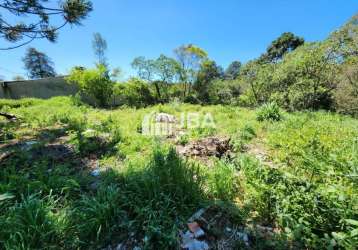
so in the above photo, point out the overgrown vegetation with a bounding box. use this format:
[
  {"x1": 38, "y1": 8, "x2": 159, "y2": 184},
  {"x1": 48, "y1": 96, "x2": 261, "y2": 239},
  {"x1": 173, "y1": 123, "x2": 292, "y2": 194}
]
[
  {"x1": 65, "y1": 15, "x2": 358, "y2": 117},
  {"x1": 0, "y1": 97, "x2": 357, "y2": 249}
]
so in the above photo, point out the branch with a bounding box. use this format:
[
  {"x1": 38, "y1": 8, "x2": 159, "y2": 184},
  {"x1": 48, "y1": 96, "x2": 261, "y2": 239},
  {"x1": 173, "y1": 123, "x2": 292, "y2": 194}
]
[
  {"x1": 0, "y1": 112, "x2": 18, "y2": 121},
  {"x1": 0, "y1": 34, "x2": 36, "y2": 50}
]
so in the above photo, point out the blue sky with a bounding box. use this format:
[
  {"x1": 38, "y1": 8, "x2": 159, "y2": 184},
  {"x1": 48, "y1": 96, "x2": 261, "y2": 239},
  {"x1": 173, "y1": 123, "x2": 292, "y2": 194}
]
[{"x1": 1, "y1": 0, "x2": 357, "y2": 80}]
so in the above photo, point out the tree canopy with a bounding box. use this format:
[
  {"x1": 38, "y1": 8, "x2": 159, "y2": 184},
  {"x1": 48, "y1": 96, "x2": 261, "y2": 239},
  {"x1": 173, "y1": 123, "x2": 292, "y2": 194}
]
[
  {"x1": 0, "y1": 0, "x2": 92, "y2": 50},
  {"x1": 23, "y1": 47, "x2": 56, "y2": 79},
  {"x1": 225, "y1": 60, "x2": 241, "y2": 79},
  {"x1": 92, "y1": 32, "x2": 108, "y2": 66},
  {"x1": 260, "y1": 32, "x2": 305, "y2": 63}
]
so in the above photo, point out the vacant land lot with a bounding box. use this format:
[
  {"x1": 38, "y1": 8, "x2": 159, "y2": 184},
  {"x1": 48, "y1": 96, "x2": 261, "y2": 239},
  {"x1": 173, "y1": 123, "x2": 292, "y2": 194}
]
[{"x1": 0, "y1": 97, "x2": 357, "y2": 249}]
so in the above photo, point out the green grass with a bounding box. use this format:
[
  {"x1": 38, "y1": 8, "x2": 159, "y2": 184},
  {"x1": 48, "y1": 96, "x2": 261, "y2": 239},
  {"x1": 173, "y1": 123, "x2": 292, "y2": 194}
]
[{"x1": 0, "y1": 97, "x2": 357, "y2": 249}]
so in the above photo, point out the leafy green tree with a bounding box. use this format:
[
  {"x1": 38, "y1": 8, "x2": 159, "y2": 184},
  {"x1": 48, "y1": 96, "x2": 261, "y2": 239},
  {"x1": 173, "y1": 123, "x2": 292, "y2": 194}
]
[
  {"x1": 334, "y1": 58, "x2": 358, "y2": 116},
  {"x1": 0, "y1": 0, "x2": 92, "y2": 50},
  {"x1": 131, "y1": 56, "x2": 161, "y2": 99},
  {"x1": 131, "y1": 56, "x2": 156, "y2": 81},
  {"x1": 154, "y1": 54, "x2": 181, "y2": 83},
  {"x1": 153, "y1": 54, "x2": 181, "y2": 101},
  {"x1": 67, "y1": 64, "x2": 114, "y2": 107},
  {"x1": 23, "y1": 47, "x2": 56, "y2": 79},
  {"x1": 194, "y1": 60, "x2": 224, "y2": 102},
  {"x1": 328, "y1": 14, "x2": 358, "y2": 60},
  {"x1": 238, "y1": 60, "x2": 275, "y2": 106},
  {"x1": 260, "y1": 32, "x2": 304, "y2": 63},
  {"x1": 225, "y1": 60, "x2": 241, "y2": 79},
  {"x1": 208, "y1": 79, "x2": 241, "y2": 105},
  {"x1": 174, "y1": 44, "x2": 208, "y2": 96},
  {"x1": 92, "y1": 32, "x2": 108, "y2": 67},
  {"x1": 271, "y1": 43, "x2": 338, "y2": 110},
  {"x1": 113, "y1": 78, "x2": 155, "y2": 108},
  {"x1": 327, "y1": 14, "x2": 358, "y2": 115}
]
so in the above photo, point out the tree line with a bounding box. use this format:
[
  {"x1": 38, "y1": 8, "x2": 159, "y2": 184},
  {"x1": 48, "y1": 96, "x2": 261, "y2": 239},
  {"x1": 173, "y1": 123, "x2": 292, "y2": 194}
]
[{"x1": 66, "y1": 14, "x2": 358, "y2": 117}]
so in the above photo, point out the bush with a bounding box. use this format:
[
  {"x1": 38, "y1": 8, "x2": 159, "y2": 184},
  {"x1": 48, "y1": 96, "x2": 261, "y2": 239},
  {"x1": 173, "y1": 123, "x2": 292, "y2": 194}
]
[
  {"x1": 0, "y1": 194, "x2": 68, "y2": 249},
  {"x1": 256, "y1": 102, "x2": 282, "y2": 121},
  {"x1": 73, "y1": 185, "x2": 128, "y2": 246},
  {"x1": 183, "y1": 93, "x2": 201, "y2": 104},
  {"x1": 208, "y1": 79, "x2": 241, "y2": 105},
  {"x1": 334, "y1": 60, "x2": 358, "y2": 116},
  {"x1": 67, "y1": 65, "x2": 114, "y2": 107},
  {"x1": 113, "y1": 78, "x2": 156, "y2": 108}
]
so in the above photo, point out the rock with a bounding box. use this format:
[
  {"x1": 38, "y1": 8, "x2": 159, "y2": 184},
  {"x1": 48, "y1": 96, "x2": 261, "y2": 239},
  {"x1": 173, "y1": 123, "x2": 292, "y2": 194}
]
[{"x1": 155, "y1": 113, "x2": 176, "y2": 123}]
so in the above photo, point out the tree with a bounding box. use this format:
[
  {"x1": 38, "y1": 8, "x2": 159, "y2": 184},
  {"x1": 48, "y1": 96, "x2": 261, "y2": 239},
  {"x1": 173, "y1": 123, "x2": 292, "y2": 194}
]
[
  {"x1": 260, "y1": 32, "x2": 304, "y2": 63},
  {"x1": 131, "y1": 56, "x2": 162, "y2": 99},
  {"x1": 174, "y1": 44, "x2": 208, "y2": 96},
  {"x1": 131, "y1": 56, "x2": 156, "y2": 82},
  {"x1": 225, "y1": 60, "x2": 241, "y2": 79},
  {"x1": 153, "y1": 54, "x2": 181, "y2": 101},
  {"x1": 12, "y1": 75, "x2": 25, "y2": 81},
  {"x1": 194, "y1": 60, "x2": 224, "y2": 102},
  {"x1": 23, "y1": 47, "x2": 56, "y2": 79},
  {"x1": 0, "y1": 0, "x2": 93, "y2": 50},
  {"x1": 92, "y1": 32, "x2": 108, "y2": 66},
  {"x1": 239, "y1": 60, "x2": 275, "y2": 106},
  {"x1": 270, "y1": 43, "x2": 338, "y2": 110},
  {"x1": 154, "y1": 54, "x2": 181, "y2": 83},
  {"x1": 67, "y1": 64, "x2": 114, "y2": 107},
  {"x1": 328, "y1": 14, "x2": 358, "y2": 60}
]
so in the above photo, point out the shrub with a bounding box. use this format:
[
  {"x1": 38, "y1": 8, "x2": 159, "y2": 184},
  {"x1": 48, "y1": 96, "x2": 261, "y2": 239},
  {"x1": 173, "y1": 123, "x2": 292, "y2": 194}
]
[
  {"x1": 208, "y1": 79, "x2": 240, "y2": 105},
  {"x1": 183, "y1": 93, "x2": 201, "y2": 104},
  {"x1": 0, "y1": 194, "x2": 68, "y2": 249},
  {"x1": 207, "y1": 160, "x2": 239, "y2": 201},
  {"x1": 67, "y1": 65, "x2": 114, "y2": 107},
  {"x1": 73, "y1": 185, "x2": 128, "y2": 246},
  {"x1": 121, "y1": 148, "x2": 206, "y2": 248},
  {"x1": 113, "y1": 78, "x2": 156, "y2": 108},
  {"x1": 256, "y1": 102, "x2": 282, "y2": 121},
  {"x1": 334, "y1": 60, "x2": 358, "y2": 116}
]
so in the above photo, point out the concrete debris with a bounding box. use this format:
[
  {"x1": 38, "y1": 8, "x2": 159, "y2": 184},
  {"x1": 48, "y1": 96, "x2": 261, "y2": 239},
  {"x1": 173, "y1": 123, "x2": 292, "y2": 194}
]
[
  {"x1": 155, "y1": 113, "x2": 177, "y2": 123},
  {"x1": 188, "y1": 208, "x2": 207, "y2": 222},
  {"x1": 177, "y1": 137, "x2": 232, "y2": 158},
  {"x1": 181, "y1": 231, "x2": 209, "y2": 250},
  {"x1": 188, "y1": 222, "x2": 205, "y2": 238}
]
